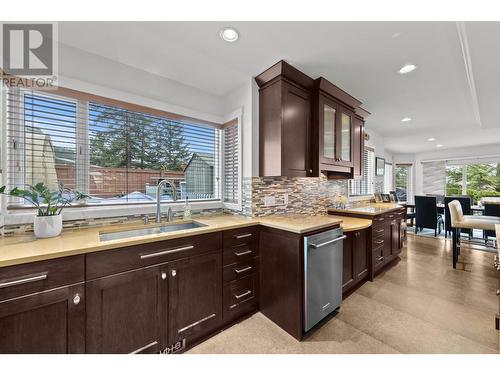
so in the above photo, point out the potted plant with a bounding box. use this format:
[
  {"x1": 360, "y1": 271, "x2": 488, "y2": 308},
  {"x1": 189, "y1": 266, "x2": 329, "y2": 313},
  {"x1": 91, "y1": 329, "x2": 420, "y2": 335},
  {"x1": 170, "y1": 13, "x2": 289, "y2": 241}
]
[{"x1": 0, "y1": 182, "x2": 88, "y2": 238}]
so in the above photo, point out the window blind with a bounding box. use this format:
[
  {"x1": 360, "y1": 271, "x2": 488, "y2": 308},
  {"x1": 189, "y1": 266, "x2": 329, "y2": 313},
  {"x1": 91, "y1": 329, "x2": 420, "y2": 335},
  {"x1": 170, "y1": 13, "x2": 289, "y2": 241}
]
[
  {"x1": 6, "y1": 89, "x2": 79, "y2": 203},
  {"x1": 223, "y1": 121, "x2": 239, "y2": 204},
  {"x1": 349, "y1": 148, "x2": 374, "y2": 196},
  {"x1": 5, "y1": 88, "x2": 229, "y2": 206}
]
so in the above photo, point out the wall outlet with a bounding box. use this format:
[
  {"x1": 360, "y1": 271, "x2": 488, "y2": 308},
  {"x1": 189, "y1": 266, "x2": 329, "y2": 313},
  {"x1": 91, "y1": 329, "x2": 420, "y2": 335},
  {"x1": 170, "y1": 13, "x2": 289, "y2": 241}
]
[
  {"x1": 264, "y1": 195, "x2": 276, "y2": 207},
  {"x1": 283, "y1": 194, "x2": 289, "y2": 205}
]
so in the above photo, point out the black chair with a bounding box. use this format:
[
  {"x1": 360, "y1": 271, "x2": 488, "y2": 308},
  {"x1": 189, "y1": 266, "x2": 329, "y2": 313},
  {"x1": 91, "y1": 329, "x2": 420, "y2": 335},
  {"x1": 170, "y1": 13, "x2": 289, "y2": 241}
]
[
  {"x1": 444, "y1": 196, "x2": 472, "y2": 239},
  {"x1": 415, "y1": 195, "x2": 443, "y2": 236},
  {"x1": 426, "y1": 194, "x2": 445, "y2": 214},
  {"x1": 392, "y1": 191, "x2": 416, "y2": 227},
  {"x1": 483, "y1": 203, "x2": 500, "y2": 239}
]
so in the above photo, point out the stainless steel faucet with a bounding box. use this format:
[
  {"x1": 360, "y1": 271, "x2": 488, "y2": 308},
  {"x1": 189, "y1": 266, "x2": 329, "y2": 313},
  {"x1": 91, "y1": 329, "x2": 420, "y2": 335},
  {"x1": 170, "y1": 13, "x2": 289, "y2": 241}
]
[{"x1": 156, "y1": 179, "x2": 177, "y2": 223}]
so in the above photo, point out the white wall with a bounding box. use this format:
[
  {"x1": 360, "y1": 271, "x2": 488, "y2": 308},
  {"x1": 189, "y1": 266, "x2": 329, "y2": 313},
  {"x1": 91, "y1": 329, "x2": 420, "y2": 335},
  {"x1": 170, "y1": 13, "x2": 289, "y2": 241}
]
[
  {"x1": 366, "y1": 127, "x2": 392, "y2": 163},
  {"x1": 221, "y1": 79, "x2": 259, "y2": 178},
  {"x1": 59, "y1": 43, "x2": 225, "y2": 123}
]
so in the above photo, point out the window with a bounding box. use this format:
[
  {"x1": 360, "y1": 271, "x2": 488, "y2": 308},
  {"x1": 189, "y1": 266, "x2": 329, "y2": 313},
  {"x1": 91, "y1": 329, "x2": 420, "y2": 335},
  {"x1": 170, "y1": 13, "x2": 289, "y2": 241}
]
[
  {"x1": 5, "y1": 88, "x2": 240, "y2": 208},
  {"x1": 384, "y1": 163, "x2": 393, "y2": 193},
  {"x1": 349, "y1": 147, "x2": 374, "y2": 196},
  {"x1": 394, "y1": 164, "x2": 413, "y2": 202},
  {"x1": 446, "y1": 160, "x2": 500, "y2": 204},
  {"x1": 222, "y1": 120, "x2": 239, "y2": 205}
]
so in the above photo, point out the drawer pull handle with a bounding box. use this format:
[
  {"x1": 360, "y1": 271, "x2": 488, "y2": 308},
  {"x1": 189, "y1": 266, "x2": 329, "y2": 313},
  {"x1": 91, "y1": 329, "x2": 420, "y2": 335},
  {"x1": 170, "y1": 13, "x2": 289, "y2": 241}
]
[
  {"x1": 376, "y1": 256, "x2": 384, "y2": 262},
  {"x1": 140, "y1": 245, "x2": 194, "y2": 259},
  {"x1": 235, "y1": 249, "x2": 253, "y2": 257},
  {"x1": 130, "y1": 341, "x2": 158, "y2": 354},
  {"x1": 234, "y1": 290, "x2": 252, "y2": 300},
  {"x1": 235, "y1": 233, "x2": 253, "y2": 239},
  {"x1": 374, "y1": 240, "x2": 384, "y2": 245},
  {"x1": 235, "y1": 266, "x2": 252, "y2": 274},
  {"x1": 374, "y1": 228, "x2": 384, "y2": 233},
  {"x1": 0, "y1": 272, "x2": 47, "y2": 289},
  {"x1": 178, "y1": 313, "x2": 216, "y2": 334}
]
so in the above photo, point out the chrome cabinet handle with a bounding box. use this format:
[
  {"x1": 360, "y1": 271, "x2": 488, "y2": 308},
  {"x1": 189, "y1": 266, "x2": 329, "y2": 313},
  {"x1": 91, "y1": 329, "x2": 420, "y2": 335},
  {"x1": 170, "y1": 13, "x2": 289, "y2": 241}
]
[
  {"x1": 171, "y1": 270, "x2": 177, "y2": 277},
  {"x1": 235, "y1": 249, "x2": 252, "y2": 257},
  {"x1": 234, "y1": 290, "x2": 252, "y2": 300},
  {"x1": 178, "y1": 313, "x2": 216, "y2": 334},
  {"x1": 374, "y1": 240, "x2": 384, "y2": 245},
  {"x1": 161, "y1": 272, "x2": 167, "y2": 280},
  {"x1": 310, "y1": 235, "x2": 346, "y2": 248},
  {"x1": 376, "y1": 256, "x2": 384, "y2": 262},
  {"x1": 374, "y1": 228, "x2": 384, "y2": 233},
  {"x1": 0, "y1": 272, "x2": 48, "y2": 289},
  {"x1": 235, "y1": 233, "x2": 253, "y2": 239},
  {"x1": 140, "y1": 245, "x2": 194, "y2": 259},
  {"x1": 130, "y1": 341, "x2": 158, "y2": 354},
  {"x1": 234, "y1": 266, "x2": 252, "y2": 274},
  {"x1": 73, "y1": 293, "x2": 81, "y2": 305}
]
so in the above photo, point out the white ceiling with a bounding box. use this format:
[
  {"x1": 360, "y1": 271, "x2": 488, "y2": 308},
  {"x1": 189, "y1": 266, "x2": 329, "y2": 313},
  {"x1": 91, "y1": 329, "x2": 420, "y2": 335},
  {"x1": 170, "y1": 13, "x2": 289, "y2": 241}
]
[{"x1": 58, "y1": 21, "x2": 500, "y2": 154}]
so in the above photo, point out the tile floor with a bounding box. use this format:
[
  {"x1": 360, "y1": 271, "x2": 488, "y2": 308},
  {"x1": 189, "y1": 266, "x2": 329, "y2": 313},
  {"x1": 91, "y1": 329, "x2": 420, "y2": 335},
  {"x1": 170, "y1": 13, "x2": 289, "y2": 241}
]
[{"x1": 188, "y1": 233, "x2": 500, "y2": 354}]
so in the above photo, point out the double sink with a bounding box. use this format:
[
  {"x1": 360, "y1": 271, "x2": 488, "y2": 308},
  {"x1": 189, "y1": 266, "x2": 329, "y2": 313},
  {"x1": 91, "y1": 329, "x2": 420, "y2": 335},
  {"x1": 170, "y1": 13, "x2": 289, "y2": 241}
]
[{"x1": 99, "y1": 221, "x2": 207, "y2": 242}]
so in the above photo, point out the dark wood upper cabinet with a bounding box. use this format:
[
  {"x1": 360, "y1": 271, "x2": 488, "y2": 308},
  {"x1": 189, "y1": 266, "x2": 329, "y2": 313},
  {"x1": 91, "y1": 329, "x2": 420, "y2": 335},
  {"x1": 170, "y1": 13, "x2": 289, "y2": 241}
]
[
  {"x1": 256, "y1": 61, "x2": 369, "y2": 179},
  {"x1": 257, "y1": 61, "x2": 314, "y2": 177}
]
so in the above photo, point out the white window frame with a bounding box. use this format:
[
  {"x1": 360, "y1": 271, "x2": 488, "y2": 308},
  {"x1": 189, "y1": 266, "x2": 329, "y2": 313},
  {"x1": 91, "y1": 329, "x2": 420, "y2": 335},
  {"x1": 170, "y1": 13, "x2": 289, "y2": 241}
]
[
  {"x1": 394, "y1": 163, "x2": 414, "y2": 203},
  {"x1": 348, "y1": 146, "x2": 375, "y2": 198},
  {"x1": 2, "y1": 89, "x2": 241, "y2": 223},
  {"x1": 222, "y1": 107, "x2": 243, "y2": 211}
]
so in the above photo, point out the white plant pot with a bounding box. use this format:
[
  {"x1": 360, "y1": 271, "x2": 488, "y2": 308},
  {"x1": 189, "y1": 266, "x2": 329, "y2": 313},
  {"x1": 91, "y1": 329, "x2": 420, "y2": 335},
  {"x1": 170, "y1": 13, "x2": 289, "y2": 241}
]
[{"x1": 34, "y1": 214, "x2": 63, "y2": 238}]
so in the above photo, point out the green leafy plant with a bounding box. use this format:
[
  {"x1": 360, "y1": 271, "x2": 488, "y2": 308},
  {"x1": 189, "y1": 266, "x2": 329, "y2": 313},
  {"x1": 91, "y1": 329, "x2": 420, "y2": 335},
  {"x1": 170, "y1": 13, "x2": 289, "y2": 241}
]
[{"x1": 0, "y1": 183, "x2": 88, "y2": 216}]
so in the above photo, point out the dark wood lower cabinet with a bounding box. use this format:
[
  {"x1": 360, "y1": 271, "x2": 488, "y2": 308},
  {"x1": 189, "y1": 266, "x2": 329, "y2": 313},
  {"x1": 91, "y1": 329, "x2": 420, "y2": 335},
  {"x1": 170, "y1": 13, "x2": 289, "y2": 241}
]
[
  {"x1": 0, "y1": 283, "x2": 85, "y2": 354},
  {"x1": 165, "y1": 252, "x2": 222, "y2": 348},
  {"x1": 86, "y1": 265, "x2": 164, "y2": 354},
  {"x1": 342, "y1": 229, "x2": 369, "y2": 295}
]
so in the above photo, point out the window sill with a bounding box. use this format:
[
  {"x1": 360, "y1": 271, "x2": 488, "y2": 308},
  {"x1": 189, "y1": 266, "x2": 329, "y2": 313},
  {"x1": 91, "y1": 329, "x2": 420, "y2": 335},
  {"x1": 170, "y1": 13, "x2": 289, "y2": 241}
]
[
  {"x1": 4, "y1": 200, "x2": 224, "y2": 226},
  {"x1": 348, "y1": 195, "x2": 374, "y2": 202}
]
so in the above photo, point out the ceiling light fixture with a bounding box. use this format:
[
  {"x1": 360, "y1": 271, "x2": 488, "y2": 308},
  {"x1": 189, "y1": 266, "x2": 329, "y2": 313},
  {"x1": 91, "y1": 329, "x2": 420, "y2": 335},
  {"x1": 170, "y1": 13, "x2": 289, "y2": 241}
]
[
  {"x1": 398, "y1": 64, "x2": 417, "y2": 74},
  {"x1": 401, "y1": 117, "x2": 412, "y2": 122},
  {"x1": 427, "y1": 137, "x2": 436, "y2": 142},
  {"x1": 436, "y1": 144, "x2": 443, "y2": 148},
  {"x1": 219, "y1": 27, "x2": 239, "y2": 43}
]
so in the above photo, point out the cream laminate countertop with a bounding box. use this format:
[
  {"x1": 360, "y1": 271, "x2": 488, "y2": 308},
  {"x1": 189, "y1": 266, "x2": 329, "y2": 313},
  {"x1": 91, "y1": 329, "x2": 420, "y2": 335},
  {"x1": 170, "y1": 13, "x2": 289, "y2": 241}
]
[
  {"x1": 0, "y1": 214, "x2": 347, "y2": 267},
  {"x1": 328, "y1": 203, "x2": 403, "y2": 216}
]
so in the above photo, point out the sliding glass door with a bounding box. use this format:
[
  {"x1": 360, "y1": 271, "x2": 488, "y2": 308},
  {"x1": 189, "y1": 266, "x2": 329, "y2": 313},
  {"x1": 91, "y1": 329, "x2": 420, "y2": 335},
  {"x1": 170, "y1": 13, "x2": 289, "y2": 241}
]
[{"x1": 394, "y1": 164, "x2": 413, "y2": 203}]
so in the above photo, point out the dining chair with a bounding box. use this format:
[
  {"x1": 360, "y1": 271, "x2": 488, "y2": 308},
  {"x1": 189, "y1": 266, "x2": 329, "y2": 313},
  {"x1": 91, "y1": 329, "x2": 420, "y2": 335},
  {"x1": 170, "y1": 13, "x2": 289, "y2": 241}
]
[
  {"x1": 444, "y1": 196, "x2": 472, "y2": 239},
  {"x1": 414, "y1": 195, "x2": 443, "y2": 236},
  {"x1": 483, "y1": 203, "x2": 500, "y2": 239}
]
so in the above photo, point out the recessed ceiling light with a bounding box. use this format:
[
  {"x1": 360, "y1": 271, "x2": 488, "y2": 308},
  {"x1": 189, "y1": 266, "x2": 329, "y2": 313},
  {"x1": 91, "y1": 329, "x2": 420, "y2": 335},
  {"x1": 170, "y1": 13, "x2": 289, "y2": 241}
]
[
  {"x1": 219, "y1": 27, "x2": 239, "y2": 43},
  {"x1": 401, "y1": 117, "x2": 412, "y2": 122},
  {"x1": 427, "y1": 137, "x2": 436, "y2": 142},
  {"x1": 436, "y1": 144, "x2": 443, "y2": 148},
  {"x1": 398, "y1": 64, "x2": 417, "y2": 74}
]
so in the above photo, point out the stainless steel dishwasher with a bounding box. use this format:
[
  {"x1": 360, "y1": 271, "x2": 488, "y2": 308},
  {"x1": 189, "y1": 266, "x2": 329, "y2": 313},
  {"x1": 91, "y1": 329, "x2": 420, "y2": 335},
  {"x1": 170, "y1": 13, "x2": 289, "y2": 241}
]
[{"x1": 304, "y1": 227, "x2": 345, "y2": 332}]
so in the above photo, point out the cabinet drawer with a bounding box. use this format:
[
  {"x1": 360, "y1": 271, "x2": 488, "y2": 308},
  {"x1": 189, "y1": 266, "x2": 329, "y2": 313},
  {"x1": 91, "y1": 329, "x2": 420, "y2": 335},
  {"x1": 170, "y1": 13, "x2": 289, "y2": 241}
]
[
  {"x1": 372, "y1": 246, "x2": 385, "y2": 270},
  {"x1": 223, "y1": 244, "x2": 259, "y2": 266},
  {"x1": 0, "y1": 256, "x2": 84, "y2": 302},
  {"x1": 223, "y1": 257, "x2": 259, "y2": 283},
  {"x1": 372, "y1": 216, "x2": 385, "y2": 227},
  {"x1": 372, "y1": 237, "x2": 385, "y2": 249},
  {"x1": 223, "y1": 226, "x2": 259, "y2": 249},
  {"x1": 86, "y1": 232, "x2": 222, "y2": 279},
  {"x1": 372, "y1": 226, "x2": 385, "y2": 239},
  {"x1": 384, "y1": 212, "x2": 397, "y2": 220},
  {"x1": 223, "y1": 273, "x2": 259, "y2": 323}
]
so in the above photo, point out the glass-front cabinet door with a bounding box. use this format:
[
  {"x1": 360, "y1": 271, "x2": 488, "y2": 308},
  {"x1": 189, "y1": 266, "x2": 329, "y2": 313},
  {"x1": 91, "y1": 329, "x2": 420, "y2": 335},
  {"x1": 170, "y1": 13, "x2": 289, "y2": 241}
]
[
  {"x1": 323, "y1": 103, "x2": 336, "y2": 159},
  {"x1": 319, "y1": 94, "x2": 337, "y2": 165},
  {"x1": 340, "y1": 112, "x2": 352, "y2": 162}
]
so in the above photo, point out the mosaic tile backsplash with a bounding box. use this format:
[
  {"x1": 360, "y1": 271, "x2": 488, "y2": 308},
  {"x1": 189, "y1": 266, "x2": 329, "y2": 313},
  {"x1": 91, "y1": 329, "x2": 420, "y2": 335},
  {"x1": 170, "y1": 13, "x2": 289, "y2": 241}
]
[{"x1": 249, "y1": 175, "x2": 349, "y2": 217}]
